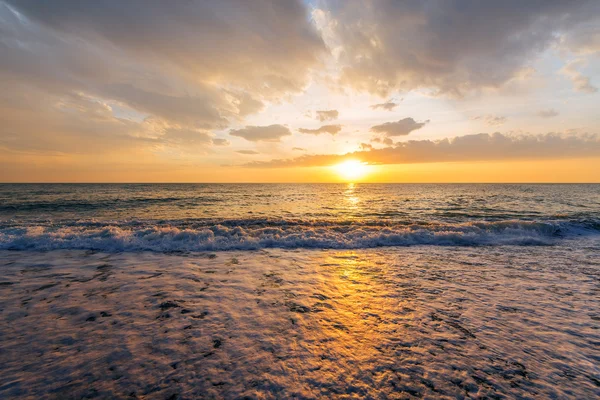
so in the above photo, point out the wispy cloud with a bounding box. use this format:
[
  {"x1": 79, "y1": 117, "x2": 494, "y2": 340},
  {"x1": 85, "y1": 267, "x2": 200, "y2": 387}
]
[
  {"x1": 561, "y1": 59, "x2": 598, "y2": 93},
  {"x1": 537, "y1": 109, "x2": 559, "y2": 118},
  {"x1": 472, "y1": 115, "x2": 507, "y2": 126}
]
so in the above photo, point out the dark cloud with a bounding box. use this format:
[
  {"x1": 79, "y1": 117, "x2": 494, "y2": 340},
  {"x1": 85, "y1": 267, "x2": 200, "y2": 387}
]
[
  {"x1": 6, "y1": 0, "x2": 324, "y2": 97},
  {"x1": 315, "y1": 110, "x2": 339, "y2": 121},
  {"x1": 292, "y1": 147, "x2": 306, "y2": 151},
  {"x1": 323, "y1": 0, "x2": 600, "y2": 96},
  {"x1": 243, "y1": 133, "x2": 600, "y2": 167},
  {"x1": 229, "y1": 125, "x2": 292, "y2": 142},
  {"x1": 298, "y1": 125, "x2": 342, "y2": 135},
  {"x1": 371, "y1": 118, "x2": 428, "y2": 137}
]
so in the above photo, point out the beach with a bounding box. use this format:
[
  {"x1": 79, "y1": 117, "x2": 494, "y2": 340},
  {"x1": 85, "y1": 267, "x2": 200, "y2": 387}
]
[
  {"x1": 1, "y1": 183, "x2": 599, "y2": 398},
  {"x1": 1, "y1": 245, "x2": 599, "y2": 399}
]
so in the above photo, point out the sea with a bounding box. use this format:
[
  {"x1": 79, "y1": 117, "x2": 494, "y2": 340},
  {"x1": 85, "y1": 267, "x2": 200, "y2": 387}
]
[
  {"x1": 0, "y1": 184, "x2": 599, "y2": 398},
  {"x1": 1, "y1": 183, "x2": 599, "y2": 251}
]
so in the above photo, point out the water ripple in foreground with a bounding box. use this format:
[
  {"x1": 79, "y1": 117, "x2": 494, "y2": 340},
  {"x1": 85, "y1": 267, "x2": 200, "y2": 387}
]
[{"x1": 0, "y1": 246, "x2": 599, "y2": 399}]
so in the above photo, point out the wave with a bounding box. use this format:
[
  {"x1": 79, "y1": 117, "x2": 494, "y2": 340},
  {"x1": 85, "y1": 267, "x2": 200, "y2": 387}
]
[{"x1": 1, "y1": 218, "x2": 598, "y2": 252}]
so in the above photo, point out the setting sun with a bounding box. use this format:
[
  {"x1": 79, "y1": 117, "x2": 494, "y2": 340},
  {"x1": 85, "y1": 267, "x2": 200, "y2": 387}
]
[{"x1": 333, "y1": 160, "x2": 368, "y2": 181}]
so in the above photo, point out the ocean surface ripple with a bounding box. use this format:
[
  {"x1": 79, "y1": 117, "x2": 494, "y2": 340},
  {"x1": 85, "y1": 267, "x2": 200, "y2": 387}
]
[{"x1": 1, "y1": 183, "x2": 599, "y2": 251}]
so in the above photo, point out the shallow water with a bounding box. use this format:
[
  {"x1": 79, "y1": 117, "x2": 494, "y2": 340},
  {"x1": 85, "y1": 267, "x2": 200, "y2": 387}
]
[{"x1": 1, "y1": 246, "x2": 599, "y2": 399}]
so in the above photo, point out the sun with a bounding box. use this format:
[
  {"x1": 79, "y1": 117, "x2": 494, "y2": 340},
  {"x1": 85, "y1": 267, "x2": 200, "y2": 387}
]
[{"x1": 333, "y1": 160, "x2": 368, "y2": 181}]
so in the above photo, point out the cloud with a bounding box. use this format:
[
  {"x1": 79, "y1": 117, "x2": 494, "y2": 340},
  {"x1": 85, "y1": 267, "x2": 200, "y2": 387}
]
[
  {"x1": 359, "y1": 143, "x2": 373, "y2": 151},
  {"x1": 560, "y1": 59, "x2": 598, "y2": 93},
  {"x1": 472, "y1": 115, "x2": 507, "y2": 126},
  {"x1": 3, "y1": 0, "x2": 600, "y2": 177},
  {"x1": 0, "y1": 78, "x2": 239, "y2": 158},
  {"x1": 243, "y1": 133, "x2": 600, "y2": 168},
  {"x1": 0, "y1": 0, "x2": 324, "y2": 155},
  {"x1": 292, "y1": 147, "x2": 306, "y2": 151},
  {"x1": 161, "y1": 128, "x2": 213, "y2": 146},
  {"x1": 370, "y1": 101, "x2": 400, "y2": 111},
  {"x1": 236, "y1": 150, "x2": 260, "y2": 155},
  {"x1": 103, "y1": 83, "x2": 228, "y2": 129},
  {"x1": 298, "y1": 124, "x2": 342, "y2": 135},
  {"x1": 315, "y1": 110, "x2": 339, "y2": 121},
  {"x1": 371, "y1": 137, "x2": 394, "y2": 146},
  {"x1": 0, "y1": 85, "x2": 156, "y2": 155},
  {"x1": 6, "y1": 0, "x2": 324, "y2": 97},
  {"x1": 559, "y1": 20, "x2": 600, "y2": 55},
  {"x1": 537, "y1": 109, "x2": 559, "y2": 118},
  {"x1": 212, "y1": 138, "x2": 230, "y2": 146},
  {"x1": 318, "y1": 0, "x2": 600, "y2": 96},
  {"x1": 229, "y1": 125, "x2": 292, "y2": 142},
  {"x1": 371, "y1": 118, "x2": 428, "y2": 137},
  {"x1": 229, "y1": 92, "x2": 265, "y2": 117}
]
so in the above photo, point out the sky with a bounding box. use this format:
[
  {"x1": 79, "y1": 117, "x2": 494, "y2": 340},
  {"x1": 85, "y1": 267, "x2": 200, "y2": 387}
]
[{"x1": 1, "y1": 0, "x2": 599, "y2": 182}]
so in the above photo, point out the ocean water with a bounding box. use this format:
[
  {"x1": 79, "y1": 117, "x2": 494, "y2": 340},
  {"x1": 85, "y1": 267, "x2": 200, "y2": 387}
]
[
  {"x1": 1, "y1": 184, "x2": 599, "y2": 398},
  {"x1": 1, "y1": 183, "x2": 599, "y2": 251}
]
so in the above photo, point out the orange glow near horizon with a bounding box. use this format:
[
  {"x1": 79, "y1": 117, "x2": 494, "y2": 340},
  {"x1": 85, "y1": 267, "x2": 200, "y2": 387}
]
[{"x1": 2, "y1": 154, "x2": 600, "y2": 183}]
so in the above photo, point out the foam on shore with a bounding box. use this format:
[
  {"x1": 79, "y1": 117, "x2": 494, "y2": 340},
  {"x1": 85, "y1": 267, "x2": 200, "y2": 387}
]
[{"x1": 1, "y1": 218, "x2": 598, "y2": 251}]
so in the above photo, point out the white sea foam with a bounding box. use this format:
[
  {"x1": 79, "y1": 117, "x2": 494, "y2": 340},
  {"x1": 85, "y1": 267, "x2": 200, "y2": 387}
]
[{"x1": 1, "y1": 219, "x2": 597, "y2": 251}]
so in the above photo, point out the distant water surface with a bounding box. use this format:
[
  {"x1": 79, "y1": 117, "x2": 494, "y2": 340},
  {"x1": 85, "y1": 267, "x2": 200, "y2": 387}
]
[{"x1": 0, "y1": 183, "x2": 599, "y2": 251}]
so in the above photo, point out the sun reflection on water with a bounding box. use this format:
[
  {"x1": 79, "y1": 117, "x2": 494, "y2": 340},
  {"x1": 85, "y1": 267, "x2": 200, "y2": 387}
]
[{"x1": 343, "y1": 183, "x2": 360, "y2": 209}]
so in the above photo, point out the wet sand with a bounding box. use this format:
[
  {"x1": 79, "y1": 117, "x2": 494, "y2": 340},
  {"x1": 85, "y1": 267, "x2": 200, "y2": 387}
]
[{"x1": 0, "y1": 247, "x2": 599, "y2": 399}]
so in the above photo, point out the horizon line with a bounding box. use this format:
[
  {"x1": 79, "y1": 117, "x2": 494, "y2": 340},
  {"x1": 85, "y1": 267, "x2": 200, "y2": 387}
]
[{"x1": 1, "y1": 182, "x2": 599, "y2": 185}]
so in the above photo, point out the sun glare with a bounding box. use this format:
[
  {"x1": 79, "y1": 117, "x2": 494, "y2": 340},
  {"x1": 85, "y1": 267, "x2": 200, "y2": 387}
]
[{"x1": 333, "y1": 160, "x2": 368, "y2": 181}]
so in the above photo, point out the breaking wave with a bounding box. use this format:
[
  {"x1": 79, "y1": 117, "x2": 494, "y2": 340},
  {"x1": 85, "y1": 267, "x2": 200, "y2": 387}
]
[{"x1": 1, "y1": 218, "x2": 598, "y2": 252}]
